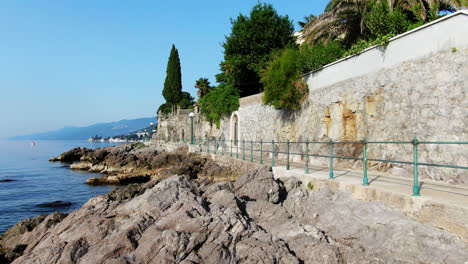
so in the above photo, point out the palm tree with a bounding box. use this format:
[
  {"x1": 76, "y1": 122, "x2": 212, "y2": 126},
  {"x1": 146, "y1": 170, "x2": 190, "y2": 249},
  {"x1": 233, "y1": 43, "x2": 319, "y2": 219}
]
[
  {"x1": 388, "y1": 0, "x2": 465, "y2": 20},
  {"x1": 301, "y1": 0, "x2": 370, "y2": 45},
  {"x1": 302, "y1": 0, "x2": 465, "y2": 45},
  {"x1": 298, "y1": 14, "x2": 317, "y2": 28},
  {"x1": 195, "y1": 78, "x2": 212, "y2": 99}
]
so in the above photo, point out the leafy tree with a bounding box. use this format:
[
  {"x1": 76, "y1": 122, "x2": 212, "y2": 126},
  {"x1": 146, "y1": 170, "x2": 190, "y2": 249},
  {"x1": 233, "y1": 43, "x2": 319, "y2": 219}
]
[
  {"x1": 178, "y1": 92, "x2": 195, "y2": 109},
  {"x1": 261, "y1": 48, "x2": 308, "y2": 110},
  {"x1": 162, "y1": 44, "x2": 182, "y2": 106},
  {"x1": 157, "y1": 103, "x2": 172, "y2": 114},
  {"x1": 218, "y1": 3, "x2": 295, "y2": 97},
  {"x1": 199, "y1": 84, "x2": 239, "y2": 127},
  {"x1": 195, "y1": 78, "x2": 212, "y2": 99}
]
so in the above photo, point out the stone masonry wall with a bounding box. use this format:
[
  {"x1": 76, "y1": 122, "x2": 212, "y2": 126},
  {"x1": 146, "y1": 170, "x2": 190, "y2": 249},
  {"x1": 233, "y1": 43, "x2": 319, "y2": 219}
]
[
  {"x1": 228, "y1": 48, "x2": 467, "y2": 184},
  {"x1": 154, "y1": 48, "x2": 467, "y2": 185}
]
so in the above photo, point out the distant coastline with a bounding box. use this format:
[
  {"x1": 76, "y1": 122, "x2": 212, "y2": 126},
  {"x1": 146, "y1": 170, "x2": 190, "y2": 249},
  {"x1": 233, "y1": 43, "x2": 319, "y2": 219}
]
[
  {"x1": 10, "y1": 117, "x2": 156, "y2": 141},
  {"x1": 87, "y1": 129, "x2": 154, "y2": 143},
  {"x1": 87, "y1": 137, "x2": 148, "y2": 143}
]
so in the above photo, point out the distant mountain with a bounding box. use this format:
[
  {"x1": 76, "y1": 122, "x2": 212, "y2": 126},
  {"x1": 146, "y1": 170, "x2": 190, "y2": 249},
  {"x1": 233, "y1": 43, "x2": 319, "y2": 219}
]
[{"x1": 11, "y1": 117, "x2": 157, "y2": 140}]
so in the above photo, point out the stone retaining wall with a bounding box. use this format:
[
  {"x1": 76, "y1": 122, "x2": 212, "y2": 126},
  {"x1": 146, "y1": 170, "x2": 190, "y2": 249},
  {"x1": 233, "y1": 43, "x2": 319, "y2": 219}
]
[
  {"x1": 154, "y1": 13, "x2": 468, "y2": 184},
  {"x1": 220, "y1": 48, "x2": 467, "y2": 184}
]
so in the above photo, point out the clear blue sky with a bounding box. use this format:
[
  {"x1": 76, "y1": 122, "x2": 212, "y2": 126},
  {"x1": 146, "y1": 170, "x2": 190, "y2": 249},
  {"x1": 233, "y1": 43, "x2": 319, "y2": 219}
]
[{"x1": 0, "y1": 0, "x2": 329, "y2": 139}]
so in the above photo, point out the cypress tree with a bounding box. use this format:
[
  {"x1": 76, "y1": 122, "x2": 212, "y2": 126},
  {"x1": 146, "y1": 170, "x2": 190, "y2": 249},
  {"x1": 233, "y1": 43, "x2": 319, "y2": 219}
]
[{"x1": 162, "y1": 44, "x2": 182, "y2": 106}]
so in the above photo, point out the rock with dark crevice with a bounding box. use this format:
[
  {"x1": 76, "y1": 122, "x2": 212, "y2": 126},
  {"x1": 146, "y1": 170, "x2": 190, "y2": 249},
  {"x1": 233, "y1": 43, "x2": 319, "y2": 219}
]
[
  {"x1": 106, "y1": 180, "x2": 159, "y2": 203},
  {"x1": 233, "y1": 167, "x2": 283, "y2": 203}
]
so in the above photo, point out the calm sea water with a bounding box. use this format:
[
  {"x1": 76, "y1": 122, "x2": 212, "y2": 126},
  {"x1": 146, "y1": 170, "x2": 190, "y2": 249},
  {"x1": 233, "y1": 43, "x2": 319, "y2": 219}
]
[{"x1": 0, "y1": 140, "x2": 123, "y2": 234}]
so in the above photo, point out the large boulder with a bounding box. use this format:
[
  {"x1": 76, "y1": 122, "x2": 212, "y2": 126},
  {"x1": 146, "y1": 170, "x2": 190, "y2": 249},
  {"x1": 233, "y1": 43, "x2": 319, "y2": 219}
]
[
  {"x1": 233, "y1": 167, "x2": 283, "y2": 203},
  {"x1": 0, "y1": 212, "x2": 67, "y2": 263}
]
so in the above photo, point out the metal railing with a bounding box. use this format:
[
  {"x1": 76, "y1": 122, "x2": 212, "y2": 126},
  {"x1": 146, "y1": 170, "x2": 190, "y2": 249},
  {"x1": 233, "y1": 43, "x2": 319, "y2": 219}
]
[{"x1": 179, "y1": 137, "x2": 468, "y2": 197}]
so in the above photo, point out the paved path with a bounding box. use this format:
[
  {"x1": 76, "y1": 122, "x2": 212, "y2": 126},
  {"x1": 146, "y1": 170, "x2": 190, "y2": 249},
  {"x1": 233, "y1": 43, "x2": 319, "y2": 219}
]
[
  {"x1": 274, "y1": 163, "x2": 468, "y2": 209},
  {"x1": 178, "y1": 142, "x2": 468, "y2": 239},
  {"x1": 207, "y1": 148, "x2": 468, "y2": 209}
]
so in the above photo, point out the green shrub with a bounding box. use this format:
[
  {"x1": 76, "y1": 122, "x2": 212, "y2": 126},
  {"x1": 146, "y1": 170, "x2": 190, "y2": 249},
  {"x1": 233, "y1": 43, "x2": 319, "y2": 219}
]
[
  {"x1": 131, "y1": 142, "x2": 147, "y2": 149},
  {"x1": 364, "y1": 1, "x2": 411, "y2": 38},
  {"x1": 297, "y1": 41, "x2": 345, "y2": 74},
  {"x1": 157, "y1": 103, "x2": 172, "y2": 114},
  {"x1": 178, "y1": 92, "x2": 195, "y2": 109},
  {"x1": 342, "y1": 34, "x2": 393, "y2": 57},
  {"x1": 199, "y1": 84, "x2": 240, "y2": 127},
  {"x1": 261, "y1": 48, "x2": 308, "y2": 110}
]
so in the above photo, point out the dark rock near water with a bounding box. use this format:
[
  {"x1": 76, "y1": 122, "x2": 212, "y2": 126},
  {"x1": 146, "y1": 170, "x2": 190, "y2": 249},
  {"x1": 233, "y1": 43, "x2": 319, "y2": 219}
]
[
  {"x1": 35, "y1": 201, "x2": 72, "y2": 208},
  {"x1": 0, "y1": 179, "x2": 15, "y2": 183},
  {"x1": 49, "y1": 147, "x2": 92, "y2": 162},
  {"x1": 85, "y1": 174, "x2": 151, "y2": 186}
]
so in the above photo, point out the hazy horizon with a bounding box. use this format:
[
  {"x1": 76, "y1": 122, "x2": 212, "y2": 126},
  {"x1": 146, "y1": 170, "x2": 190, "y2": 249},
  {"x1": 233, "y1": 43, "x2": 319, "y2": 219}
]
[
  {"x1": 8, "y1": 116, "x2": 156, "y2": 139},
  {"x1": 0, "y1": 0, "x2": 328, "y2": 139}
]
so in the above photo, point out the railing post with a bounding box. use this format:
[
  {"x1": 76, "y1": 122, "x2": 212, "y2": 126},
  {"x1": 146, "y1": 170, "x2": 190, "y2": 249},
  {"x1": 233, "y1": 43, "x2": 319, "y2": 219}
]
[
  {"x1": 305, "y1": 141, "x2": 309, "y2": 174},
  {"x1": 222, "y1": 139, "x2": 224, "y2": 156},
  {"x1": 200, "y1": 138, "x2": 203, "y2": 152},
  {"x1": 250, "y1": 140, "x2": 253, "y2": 162},
  {"x1": 362, "y1": 138, "x2": 369, "y2": 186},
  {"x1": 329, "y1": 139, "x2": 334, "y2": 179},
  {"x1": 214, "y1": 138, "x2": 217, "y2": 154},
  {"x1": 207, "y1": 137, "x2": 210, "y2": 154},
  {"x1": 190, "y1": 116, "x2": 194, "y2": 144},
  {"x1": 286, "y1": 140, "x2": 290, "y2": 170},
  {"x1": 242, "y1": 140, "x2": 246, "y2": 160},
  {"x1": 236, "y1": 140, "x2": 239, "y2": 159},
  {"x1": 272, "y1": 140, "x2": 275, "y2": 167},
  {"x1": 260, "y1": 140, "x2": 263, "y2": 164},
  {"x1": 230, "y1": 139, "x2": 233, "y2": 157},
  {"x1": 412, "y1": 136, "x2": 421, "y2": 196}
]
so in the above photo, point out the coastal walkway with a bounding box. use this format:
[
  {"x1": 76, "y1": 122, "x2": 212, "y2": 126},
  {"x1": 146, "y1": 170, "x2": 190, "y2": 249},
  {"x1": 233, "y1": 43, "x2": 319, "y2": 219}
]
[
  {"x1": 157, "y1": 140, "x2": 468, "y2": 240},
  {"x1": 219, "y1": 152, "x2": 468, "y2": 240},
  {"x1": 273, "y1": 160, "x2": 468, "y2": 210}
]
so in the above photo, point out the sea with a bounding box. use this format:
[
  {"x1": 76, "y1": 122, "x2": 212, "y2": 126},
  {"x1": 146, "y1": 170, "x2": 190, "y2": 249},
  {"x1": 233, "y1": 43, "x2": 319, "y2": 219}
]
[{"x1": 0, "y1": 140, "x2": 124, "y2": 234}]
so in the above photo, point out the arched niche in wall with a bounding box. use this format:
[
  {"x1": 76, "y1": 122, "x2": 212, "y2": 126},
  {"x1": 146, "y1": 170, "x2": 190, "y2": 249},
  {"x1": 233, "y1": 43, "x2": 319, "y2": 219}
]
[{"x1": 230, "y1": 111, "x2": 239, "y2": 146}]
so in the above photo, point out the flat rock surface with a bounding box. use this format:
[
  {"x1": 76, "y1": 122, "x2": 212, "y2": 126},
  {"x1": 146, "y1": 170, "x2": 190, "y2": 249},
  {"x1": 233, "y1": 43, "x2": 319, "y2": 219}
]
[{"x1": 2, "y1": 167, "x2": 467, "y2": 264}]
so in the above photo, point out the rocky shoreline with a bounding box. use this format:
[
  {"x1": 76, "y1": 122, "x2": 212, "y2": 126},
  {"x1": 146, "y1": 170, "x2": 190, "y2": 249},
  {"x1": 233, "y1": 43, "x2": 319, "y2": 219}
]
[
  {"x1": 1, "y1": 144, "x2": 467, "y2": 263},
  {"x1": 49, "y1": 143, "x2": 238, "y2": 185}
]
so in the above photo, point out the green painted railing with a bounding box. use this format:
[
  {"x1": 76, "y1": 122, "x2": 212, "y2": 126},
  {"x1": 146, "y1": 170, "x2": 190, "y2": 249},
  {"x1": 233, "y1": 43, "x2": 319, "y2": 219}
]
[{"x1": 163, "y1": 136, "x2": 467, "y2": 197}]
